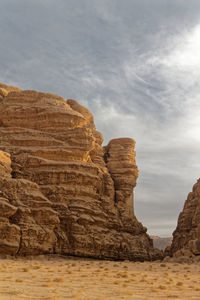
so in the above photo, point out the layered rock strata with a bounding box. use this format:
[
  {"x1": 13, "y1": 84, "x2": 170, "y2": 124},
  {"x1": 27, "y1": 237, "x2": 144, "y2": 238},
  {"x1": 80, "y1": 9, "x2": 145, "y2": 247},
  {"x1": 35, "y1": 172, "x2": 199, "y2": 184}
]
[
  {"x1": 170, "y1": 179, "x2": 200, "y2": 257},
  {"x1": 0, "y1": 82, "x2": 161, "y2": 260}
]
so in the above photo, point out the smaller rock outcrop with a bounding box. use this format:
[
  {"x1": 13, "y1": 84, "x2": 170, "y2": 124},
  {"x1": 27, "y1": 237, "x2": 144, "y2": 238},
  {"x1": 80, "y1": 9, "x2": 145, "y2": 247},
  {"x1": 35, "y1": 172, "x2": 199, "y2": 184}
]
[
  {"x1": 104, "y1": 138, "x2": 138, "y2": 224},
  {"x1": 170, "y1": 179, "x2": 200, "y2": 258}
]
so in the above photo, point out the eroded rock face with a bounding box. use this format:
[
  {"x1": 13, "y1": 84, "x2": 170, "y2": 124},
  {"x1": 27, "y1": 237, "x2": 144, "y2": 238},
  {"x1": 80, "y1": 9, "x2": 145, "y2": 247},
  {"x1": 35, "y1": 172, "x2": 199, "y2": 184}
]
[
  {"x1": 0, "y1": 83, "x2": 161, "y2": 260},
  {"x1": 170, "y1": 179, "x2": 200, "y2": 256}
]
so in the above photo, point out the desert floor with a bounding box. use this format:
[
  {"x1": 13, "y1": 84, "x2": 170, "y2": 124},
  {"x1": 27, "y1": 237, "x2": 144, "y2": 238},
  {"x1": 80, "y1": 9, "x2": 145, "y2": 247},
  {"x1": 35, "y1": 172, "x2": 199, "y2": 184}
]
[{"x1": 0, "y1": 255, "x2": 199, "y2": 300}]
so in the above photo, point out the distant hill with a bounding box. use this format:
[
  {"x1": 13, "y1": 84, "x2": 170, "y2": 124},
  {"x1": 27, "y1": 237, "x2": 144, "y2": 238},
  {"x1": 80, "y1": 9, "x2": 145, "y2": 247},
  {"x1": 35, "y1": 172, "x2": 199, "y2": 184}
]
[{"x1": 151, "y1": 236, "x2": 172, "y2": 251}]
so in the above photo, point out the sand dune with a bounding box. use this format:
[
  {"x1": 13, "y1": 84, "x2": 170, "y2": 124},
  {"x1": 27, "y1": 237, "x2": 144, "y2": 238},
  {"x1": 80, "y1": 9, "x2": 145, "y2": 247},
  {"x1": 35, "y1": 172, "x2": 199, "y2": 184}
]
[{"x1": 0, "y1": 255, "x2": 199, "y2": 300}]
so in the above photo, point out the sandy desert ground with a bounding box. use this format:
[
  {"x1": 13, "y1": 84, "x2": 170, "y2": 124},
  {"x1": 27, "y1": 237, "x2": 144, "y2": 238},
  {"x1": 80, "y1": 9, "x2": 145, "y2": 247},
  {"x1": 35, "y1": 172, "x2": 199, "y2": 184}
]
[{"x1": 0, "y1": 255, "x2": 199, "y2": 300}]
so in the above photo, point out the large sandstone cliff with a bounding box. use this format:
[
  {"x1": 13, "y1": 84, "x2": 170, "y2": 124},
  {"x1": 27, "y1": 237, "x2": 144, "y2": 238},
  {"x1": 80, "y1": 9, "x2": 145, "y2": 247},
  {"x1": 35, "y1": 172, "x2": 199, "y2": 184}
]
[
  {"x1": 170, "y1": 179, "x2": 200, "y2": 257},
  {"x1": 0, "y1": 83, "x2": 161, "y2": 260}
]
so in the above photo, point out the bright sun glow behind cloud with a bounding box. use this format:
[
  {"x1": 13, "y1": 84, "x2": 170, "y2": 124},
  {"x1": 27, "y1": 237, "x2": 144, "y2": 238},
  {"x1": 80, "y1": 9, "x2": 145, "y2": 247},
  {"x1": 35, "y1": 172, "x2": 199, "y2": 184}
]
[
  {"x1": 148, "y1": 22, "x2": 200, "y2": 97},
  {"x1": 161, "y1": 23, "x2": 200, "y2": 143},
  {"x1": 164, "y1": 23, "x2": 200, "y2": 69}
]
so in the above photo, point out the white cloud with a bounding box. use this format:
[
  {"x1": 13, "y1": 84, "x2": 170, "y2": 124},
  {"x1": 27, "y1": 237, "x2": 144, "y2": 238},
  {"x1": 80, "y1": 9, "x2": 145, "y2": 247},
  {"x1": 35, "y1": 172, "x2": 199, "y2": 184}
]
[{"x1": 163, "y1": 24, "x2": 200, "y2": 69}]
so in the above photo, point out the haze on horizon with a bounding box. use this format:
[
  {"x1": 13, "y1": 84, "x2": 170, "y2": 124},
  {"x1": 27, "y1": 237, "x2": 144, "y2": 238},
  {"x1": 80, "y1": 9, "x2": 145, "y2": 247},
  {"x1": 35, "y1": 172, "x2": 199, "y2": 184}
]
[{"x1": 0, "y1": 0, "x2": 200, "y2": 237}]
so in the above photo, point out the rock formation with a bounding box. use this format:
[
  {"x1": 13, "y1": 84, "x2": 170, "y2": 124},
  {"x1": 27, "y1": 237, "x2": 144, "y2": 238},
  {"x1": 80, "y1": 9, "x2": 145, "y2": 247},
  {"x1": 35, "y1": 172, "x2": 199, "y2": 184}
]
[
  {"x1": 0, "y1": 82, "x2": 161, "y2": 260},
  {"x1": 170, "y1": 179, "x2": 200, "y2": 257}
]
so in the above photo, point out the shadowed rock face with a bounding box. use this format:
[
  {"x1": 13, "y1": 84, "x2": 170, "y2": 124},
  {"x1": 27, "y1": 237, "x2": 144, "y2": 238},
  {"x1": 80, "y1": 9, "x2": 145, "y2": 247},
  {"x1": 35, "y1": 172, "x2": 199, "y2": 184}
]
[
  {"x1": 0, "y1": 83, "x2": 162, "y2": 260},
  {"x1": 170, "y1": 179, "x2": 200, "y2": 256}
]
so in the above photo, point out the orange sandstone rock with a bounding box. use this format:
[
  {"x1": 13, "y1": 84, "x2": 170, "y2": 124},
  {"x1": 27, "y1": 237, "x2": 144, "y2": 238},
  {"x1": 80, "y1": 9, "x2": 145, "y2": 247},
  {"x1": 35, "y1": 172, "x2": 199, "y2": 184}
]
[
  {"x1": 0, "y1": 82, "x2": 161, "y2": 260},
  {"x1": 170, "y1": 179, "x2": 200, "y2": 256}
]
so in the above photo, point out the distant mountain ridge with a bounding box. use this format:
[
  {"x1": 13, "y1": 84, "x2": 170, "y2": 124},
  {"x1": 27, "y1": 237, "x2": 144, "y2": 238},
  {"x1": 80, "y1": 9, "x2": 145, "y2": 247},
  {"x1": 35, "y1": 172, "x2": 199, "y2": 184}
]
[{"x1": 151, "y1": 236, "x2": 172, "y2": 251}]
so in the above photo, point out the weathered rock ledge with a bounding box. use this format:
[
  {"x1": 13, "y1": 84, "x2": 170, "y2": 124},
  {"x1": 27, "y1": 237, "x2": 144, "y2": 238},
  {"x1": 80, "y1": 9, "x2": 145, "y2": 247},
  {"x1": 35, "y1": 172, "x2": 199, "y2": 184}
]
[{"x1": 0, "y1": 83, "x2": 162, "y2": 261}]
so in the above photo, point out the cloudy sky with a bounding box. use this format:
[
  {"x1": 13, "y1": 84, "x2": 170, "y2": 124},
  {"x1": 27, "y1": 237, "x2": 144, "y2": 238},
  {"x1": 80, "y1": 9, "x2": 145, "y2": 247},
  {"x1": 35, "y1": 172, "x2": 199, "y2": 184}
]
[{"x1": 1, "y1": 0, "x2": 200, "y2": 237}]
